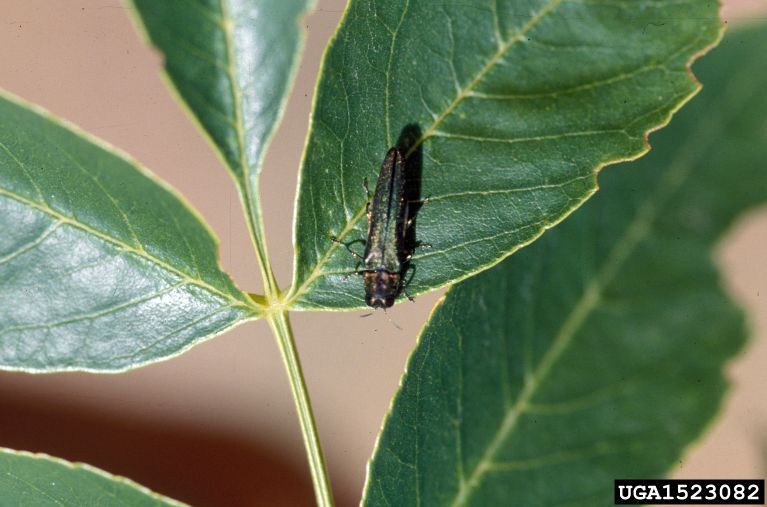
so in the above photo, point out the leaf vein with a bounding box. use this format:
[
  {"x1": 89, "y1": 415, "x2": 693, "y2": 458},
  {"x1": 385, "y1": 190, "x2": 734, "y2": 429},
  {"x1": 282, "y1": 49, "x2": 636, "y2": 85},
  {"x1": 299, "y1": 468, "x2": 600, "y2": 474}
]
[
  {"x1": 289, "y1": 0, "x2": 565, "y2": 305},
  {"x1": 0, "y1": 220, "x2": 62, "y2": 265},
  {"x1": 430, "y1": 128, "x2": 632, "y2": 145},
  {"x1": 407, "y1": 0, "x2": 565, "y2": 156},
  {"x1": 0, "y1": 187, "x2": 253, "y2": 310},
  {"x1": 383, "y1": 0, "x2": 411, "y2": 146},
  {"x1": 446, "y1": 48, "x2": 748, "y2": 504},
  {"x1": 113, "y1": 304, "x2": 234, "y2": 361},
  {"x1": 0, "y1": 282, "x2": 188, "y2": 337}
]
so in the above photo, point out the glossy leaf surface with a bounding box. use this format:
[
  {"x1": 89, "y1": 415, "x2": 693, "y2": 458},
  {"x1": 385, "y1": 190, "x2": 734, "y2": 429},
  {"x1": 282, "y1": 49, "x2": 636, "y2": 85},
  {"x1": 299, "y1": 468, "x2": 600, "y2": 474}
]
[
  {"x1": 130, "y1": 0, "x2": 313, "y2": 189},
  {"x1": 0, "y1": 448, "x2": 182, "y2": 506},
  {"x1": 363, "y1": 24, "x2": 766, "y2": 506},
  {"x1": 0, "y1": 93, "x2": 256, "y2": 372},
  {"x1": 290, "y1": 0, "x2": 721, "y2": 309}
]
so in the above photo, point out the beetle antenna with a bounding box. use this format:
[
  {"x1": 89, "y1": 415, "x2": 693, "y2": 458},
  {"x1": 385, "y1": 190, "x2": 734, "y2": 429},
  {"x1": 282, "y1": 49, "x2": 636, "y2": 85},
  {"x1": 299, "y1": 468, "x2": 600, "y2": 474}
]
[{"x1": 382, "y1": 307, "x2": 402, "y2": 330}]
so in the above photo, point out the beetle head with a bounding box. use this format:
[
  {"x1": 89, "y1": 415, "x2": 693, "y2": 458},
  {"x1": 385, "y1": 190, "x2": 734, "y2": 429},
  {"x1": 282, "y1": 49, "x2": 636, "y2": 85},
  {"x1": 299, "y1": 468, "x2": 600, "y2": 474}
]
[{"x1": 364, "y1": 270, "x2": 399, "y2": 309}]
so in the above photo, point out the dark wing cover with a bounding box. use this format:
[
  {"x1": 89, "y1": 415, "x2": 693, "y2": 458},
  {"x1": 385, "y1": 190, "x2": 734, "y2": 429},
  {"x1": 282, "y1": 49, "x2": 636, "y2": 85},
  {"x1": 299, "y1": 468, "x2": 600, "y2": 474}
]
[{"x1": 364, "y1": 148, "x2": 406, "y2": 271}]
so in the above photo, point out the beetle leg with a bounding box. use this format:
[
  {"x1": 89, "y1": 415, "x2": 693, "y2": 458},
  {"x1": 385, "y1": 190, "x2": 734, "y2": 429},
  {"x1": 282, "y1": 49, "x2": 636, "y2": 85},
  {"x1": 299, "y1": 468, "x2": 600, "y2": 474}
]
[
  {"x1": 328, "y1": 233, "x2": 365, "y2": 260},
  {"x1": 341, "y1": 269, "x2": 365, "y2": 282},
  {"x1": 401, "y1": 262, "x2": 417, "y2": 290}
]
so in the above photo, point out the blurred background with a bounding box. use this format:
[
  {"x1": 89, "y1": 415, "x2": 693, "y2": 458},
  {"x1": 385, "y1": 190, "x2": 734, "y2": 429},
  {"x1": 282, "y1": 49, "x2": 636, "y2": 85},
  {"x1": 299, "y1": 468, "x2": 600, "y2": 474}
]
[{"x1": 0, "y1": 1, "x2": 765, "y2": 505}]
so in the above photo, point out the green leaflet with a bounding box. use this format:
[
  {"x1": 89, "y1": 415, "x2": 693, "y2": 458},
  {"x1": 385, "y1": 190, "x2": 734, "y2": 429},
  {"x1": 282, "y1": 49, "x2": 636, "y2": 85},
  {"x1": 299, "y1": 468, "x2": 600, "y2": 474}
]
[
  {"x1": 0, "y1": 92, "x2": 256, "y2": 372},
  {"x1": 129, "y1": 0, "x2": 313, "y2": 200},
  {"x1": 363, "y1": 24, "x2": 766, "y2": 506},
  {"x1": 0, "y1": 448, "x2": 182, "y2": 506},
  {"x1": 289, "y1": 0, "x2": 722, "y2": 309}
]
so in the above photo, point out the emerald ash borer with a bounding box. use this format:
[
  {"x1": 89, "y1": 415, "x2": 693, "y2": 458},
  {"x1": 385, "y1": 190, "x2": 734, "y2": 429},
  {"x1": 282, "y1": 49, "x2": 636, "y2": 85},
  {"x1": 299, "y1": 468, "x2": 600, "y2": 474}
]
[
  {"x1": 332, "y1": 147, "x2": 412, "y2": 308},
  {"x1": 362, "y1": 147, "x2": 408, "y2": 308},
  {"x1": 332, "y1": 144, "x2": 428, "y2": 309}
]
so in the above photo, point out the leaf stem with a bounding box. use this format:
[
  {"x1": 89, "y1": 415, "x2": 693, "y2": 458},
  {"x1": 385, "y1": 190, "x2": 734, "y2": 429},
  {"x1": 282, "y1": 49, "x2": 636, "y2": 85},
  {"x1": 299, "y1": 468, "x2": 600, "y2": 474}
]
[
  {"x1": 242, "y1": 179, "x2": 280, "y2": 300},
  {"x1": 217, "y1": 3, "x2": 329, "y2": 498},
  {"x1": 234, "y1": 98, "x2": 331, "y2": 506},
  {"x1": 239, "y1": 169, "x2": 332, "y2": 505},
  {"x1": 243, "y1": 183, "x2": 333, "y2": 505},
  {"x1": 244, "y1": 174, "x2": 333, "y2": 507},
  {"x1": 268, "y1": 310, "x2": 335, "y2": 507}
]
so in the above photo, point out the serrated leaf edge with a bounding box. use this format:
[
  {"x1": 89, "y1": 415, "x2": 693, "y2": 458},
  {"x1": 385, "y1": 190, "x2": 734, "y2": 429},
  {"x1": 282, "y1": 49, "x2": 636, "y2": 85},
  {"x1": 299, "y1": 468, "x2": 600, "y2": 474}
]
[{"x1": 287, "y1": 0, "x2": 725, "y2": 312}]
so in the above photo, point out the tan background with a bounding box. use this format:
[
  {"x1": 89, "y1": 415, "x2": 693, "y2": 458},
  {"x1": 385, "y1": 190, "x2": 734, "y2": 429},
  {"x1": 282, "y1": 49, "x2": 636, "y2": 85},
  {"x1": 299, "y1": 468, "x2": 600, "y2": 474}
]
[{"x1": 0, "y1": 1, "x2": 765, "y2": 505}]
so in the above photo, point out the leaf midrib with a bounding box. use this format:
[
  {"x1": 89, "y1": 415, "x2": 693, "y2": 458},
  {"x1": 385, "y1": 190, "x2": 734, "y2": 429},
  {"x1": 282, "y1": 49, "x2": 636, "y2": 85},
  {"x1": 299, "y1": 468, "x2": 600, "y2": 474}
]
[
  {"x1": 217, "y1": 0, "x2": 249, "y2": 185},
  {"x1": 0, "y1": 186, "x2": 255, "y2": 312},
  {"x1": 447, "y1": 147, "x2": 677, "y2": 506},
  {"x1": 404, "y1": 0, "x2": 563, "y2": 157},
  {"x1": 288, "y1": 0, "x2": 563, "y2": 305},
  {"x1": 447, "y1": 52, "x2": 749, "y2": 506},
  {"x1": 217, "y1": 0, "x2": 282, "y2": 298}
]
